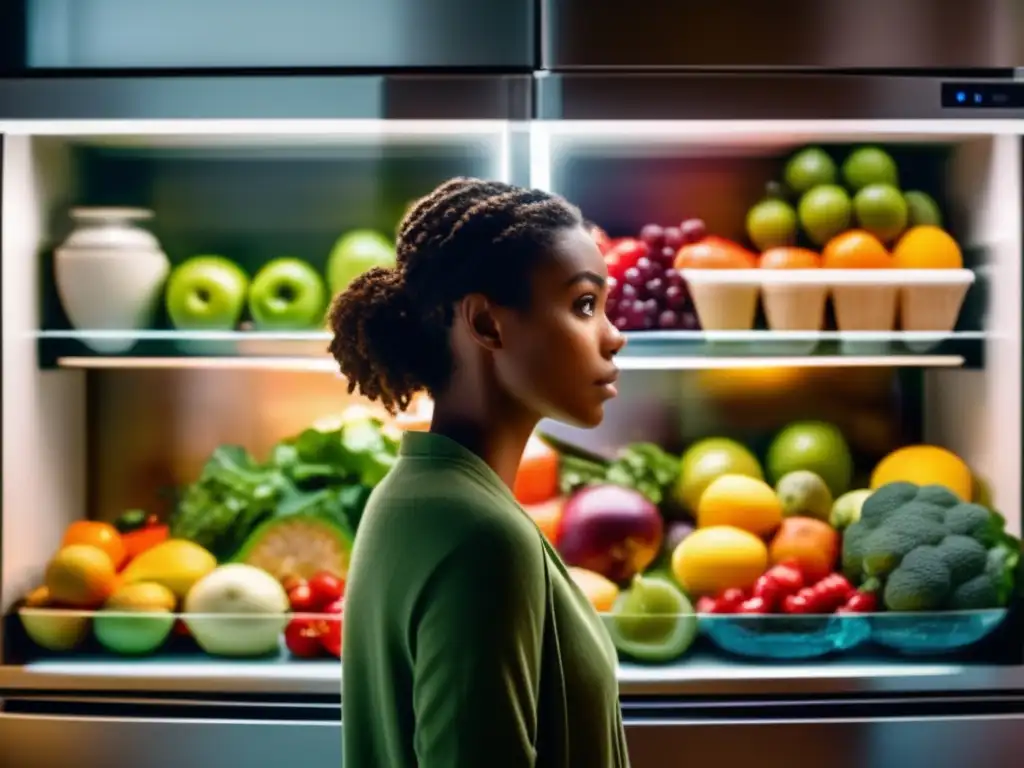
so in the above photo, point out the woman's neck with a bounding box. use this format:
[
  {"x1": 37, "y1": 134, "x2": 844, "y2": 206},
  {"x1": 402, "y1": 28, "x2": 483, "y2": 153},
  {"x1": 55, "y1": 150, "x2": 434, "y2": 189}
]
[{"x1": 429, "y1": 395, "x2": 538, "y2": 491}]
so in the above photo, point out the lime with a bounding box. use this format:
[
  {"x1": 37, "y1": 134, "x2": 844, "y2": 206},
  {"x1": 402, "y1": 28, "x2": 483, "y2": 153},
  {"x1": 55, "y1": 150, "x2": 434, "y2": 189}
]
[
  {"x1": 746, "y1": 199, "x2": 797, "y2": 251},
  {"x1": 784, "y1": 148, "x2": 838, "y2": 195},
  {"x1": 798, "y1": 185, "x2": 852, "y2": 246},
  {"x1": 842, "y1": 147, "x2": 899, "y2": 192},
  {"x1": 775, "y1": 470, "x2": 834, "y2": 522},
  {"x1": 854, "y1": 183, "x2": 909, "y2": 242},
  {"x1": 675, "y1": 437, "x2": 763, "y2": 514},
  {"x1": 904, "y1": 190, "x2": 943, "y2": 228},
  {"x1": 766, "y1": 421, "x2": 854, "y2": 498},
  {"x1": 608, "y1": 574, "x2": 698, "y2": 663}
]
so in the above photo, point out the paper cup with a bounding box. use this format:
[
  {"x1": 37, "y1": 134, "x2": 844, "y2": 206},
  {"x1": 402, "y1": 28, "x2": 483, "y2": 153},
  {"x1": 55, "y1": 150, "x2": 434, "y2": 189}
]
[
  {"x1": 682, "y1": 270, "x2": 761, "y2": 332},
  {"x1": 761, "y1": 284, "x2": 829, "y2": 332},
  {"x1": 900, "y1": 281, "x2": 972, "y2": 333},
  {"x1": 831, "y1": 285, "x2": 899, "y2": 332}
]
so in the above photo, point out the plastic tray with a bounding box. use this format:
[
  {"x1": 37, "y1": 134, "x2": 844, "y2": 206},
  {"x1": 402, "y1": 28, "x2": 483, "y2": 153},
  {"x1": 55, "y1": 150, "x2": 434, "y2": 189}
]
[{"x1": 681, "y1": 269, "x2": 976, "y2": 339}]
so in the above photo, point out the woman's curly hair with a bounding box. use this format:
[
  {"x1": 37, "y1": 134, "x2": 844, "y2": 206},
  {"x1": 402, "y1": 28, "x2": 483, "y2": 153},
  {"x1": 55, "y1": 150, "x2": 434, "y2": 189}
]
[{"x1": 327, "y1": 177, "x2": 583, "y2": 413}]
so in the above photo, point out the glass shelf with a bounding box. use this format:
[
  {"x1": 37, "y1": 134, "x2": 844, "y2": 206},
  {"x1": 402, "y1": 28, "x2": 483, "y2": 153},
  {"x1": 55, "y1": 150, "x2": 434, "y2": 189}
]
[{"x1": 35, "y1": 329, "x2": 983, "y2": 372}]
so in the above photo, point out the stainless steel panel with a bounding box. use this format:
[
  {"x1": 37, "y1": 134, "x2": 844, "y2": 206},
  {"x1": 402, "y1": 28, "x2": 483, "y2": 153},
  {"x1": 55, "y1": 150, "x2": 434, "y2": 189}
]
[
  {"x1": 27, "y1": 0, "x2": 534, "y2": 69},
  {"x1": 536, "y1": 73, "x2": 1024, "y2": 121},
  {"x1": 0, "y1": 712, "x2": 341, "y2": 768},
  {"x1": 0, "y1": 74, "x2": 531, "y2": 120},
  {"x1": 542, "y1": 0, "x2": 1024, "y2": 70},
  {"x1": 625, "y1": 715, "x2": 1024, "y2": 768}
]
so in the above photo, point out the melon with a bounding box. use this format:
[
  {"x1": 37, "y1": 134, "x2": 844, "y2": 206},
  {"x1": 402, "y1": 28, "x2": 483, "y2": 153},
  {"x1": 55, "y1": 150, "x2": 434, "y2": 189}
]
[
  {"x1": 233, "y1": 515, "x2": 353, "y2": 583},
  {"x1": 183, "y1": 564, "x2": 289, "y2": 657}
]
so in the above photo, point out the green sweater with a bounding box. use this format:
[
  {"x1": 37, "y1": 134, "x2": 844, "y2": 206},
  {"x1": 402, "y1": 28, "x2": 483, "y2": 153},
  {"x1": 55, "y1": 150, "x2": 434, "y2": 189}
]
[{"x1": 342, "y1": 431, "x2": 630, "y2": 767}]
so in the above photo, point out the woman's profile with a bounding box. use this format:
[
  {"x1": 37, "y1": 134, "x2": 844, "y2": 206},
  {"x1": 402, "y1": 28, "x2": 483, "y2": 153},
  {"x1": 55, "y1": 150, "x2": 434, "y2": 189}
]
[{"x1": 331, "y1": 177, "x2": 629, "y2": 767}]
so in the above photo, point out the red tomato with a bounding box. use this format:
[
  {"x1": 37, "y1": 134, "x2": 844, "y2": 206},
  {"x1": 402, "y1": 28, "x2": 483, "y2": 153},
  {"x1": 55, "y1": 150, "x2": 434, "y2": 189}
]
[
  {"x1": 285, "y1": 618, "x2": 325, "y2": 658},
  {"x1": 513, "y1": 434, "x2": 559, "y2": 505},
  {"x1": 604, "y1": 239, "x2": 648, "y2": 282},
  {"x1": 320, "y1": 600, "x2": 344, "y2": 658},
  {"x1": 308, "y1": 572, "x2": 346, "y2": 609},
  {"x1": 287, "y1": 582, "x2": 319, "y2": 614}
]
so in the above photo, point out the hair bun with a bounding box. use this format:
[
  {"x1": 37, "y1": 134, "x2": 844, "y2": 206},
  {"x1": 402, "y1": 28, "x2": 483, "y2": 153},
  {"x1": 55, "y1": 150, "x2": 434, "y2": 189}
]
[{"x1": 327, "y1": 266, "x2": 434, "y2": 412}]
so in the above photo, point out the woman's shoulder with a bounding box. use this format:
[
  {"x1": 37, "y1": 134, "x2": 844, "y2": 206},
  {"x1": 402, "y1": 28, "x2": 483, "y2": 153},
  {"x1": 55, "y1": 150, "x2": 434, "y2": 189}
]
[{"x1": 361, "y1": 457, "x2": 542, "y2": 556}]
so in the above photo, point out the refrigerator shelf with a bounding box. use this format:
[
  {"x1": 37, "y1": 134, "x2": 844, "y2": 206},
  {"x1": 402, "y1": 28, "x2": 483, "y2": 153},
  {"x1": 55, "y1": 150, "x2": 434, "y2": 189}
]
[
  {"x1": 1, "y1": 650, "x2": 1017, "y2": 698},
  {"x1": 36, "y1": 329, "x2": 983, "y2": 372}
]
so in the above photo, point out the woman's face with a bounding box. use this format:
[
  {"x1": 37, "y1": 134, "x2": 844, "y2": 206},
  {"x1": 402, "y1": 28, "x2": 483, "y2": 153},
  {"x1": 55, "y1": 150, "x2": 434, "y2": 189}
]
[{"x1": 493, "y1": 225, "x2": 626, "y2": 428}]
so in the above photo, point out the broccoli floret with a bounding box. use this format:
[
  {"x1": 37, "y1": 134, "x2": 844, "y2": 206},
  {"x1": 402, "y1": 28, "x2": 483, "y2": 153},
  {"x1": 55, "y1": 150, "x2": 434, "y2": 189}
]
[
  {"x1": 859, "y1": 481, "x2": 918, "y2": 527},
  {"x1": 936, "y1": 534, "x2": 989, "y2": 584},
  {"x1": 883, "y1": 545, "x2": 951, "y2": 612},
  {"x1": 843, "y1": 481, "x2": 1022, "y2": 609},
  {"x1": 861, "y1": 510, "x2": 947, "y2": 577},
  {"x1": 944, "y1": 502, "x2": 1000, "y2": 546},
  {"x1": 948, "y1": 573, "x2": 1000, "y2": 610},
  {"x1": 915, "y1": 484, "x2": 962, "y2": 509},
  {"x1": 842, "y1": 523, "x2": 873, "y2": 582}
]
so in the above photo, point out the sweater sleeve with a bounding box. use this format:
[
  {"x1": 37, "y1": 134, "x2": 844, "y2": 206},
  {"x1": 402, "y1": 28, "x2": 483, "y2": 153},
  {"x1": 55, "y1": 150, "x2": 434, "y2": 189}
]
[{"x1": 411, "y1": 515, "x2": 547, "y2": 767}]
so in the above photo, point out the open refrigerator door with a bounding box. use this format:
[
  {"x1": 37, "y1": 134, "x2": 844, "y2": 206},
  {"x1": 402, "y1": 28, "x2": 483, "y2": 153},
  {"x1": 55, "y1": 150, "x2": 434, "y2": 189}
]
[{"x1": 0, "y1": 72, "x2": 1022, "y2": 768}]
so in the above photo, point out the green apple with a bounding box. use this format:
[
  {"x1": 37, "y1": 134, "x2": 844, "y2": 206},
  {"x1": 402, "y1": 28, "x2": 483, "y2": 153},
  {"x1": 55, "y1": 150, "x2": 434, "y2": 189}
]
[
  {"x1": 326, "y1": 229, "x2": 396, "y2": 295},
  {"x1": 165, "y1": 255, "x2": 249, "y2": 330},
  {"x1": 248, "y1": 257, "x2": 327, "y2": 330}
]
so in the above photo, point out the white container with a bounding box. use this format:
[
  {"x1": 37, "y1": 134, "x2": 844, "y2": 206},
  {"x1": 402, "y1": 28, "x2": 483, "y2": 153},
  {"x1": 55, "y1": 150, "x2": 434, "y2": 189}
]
[
  {"x1": 758, "y1": 270, "x2": 830, "y2": 332},
  {"x1": 54, "y1": 208, "x2": 170, "y2": 354},
  {"x1": 681, "y1": 269, "x2": 761, "y2": 331},
  {"x1": 825, "y1": 270, "x2": 901, "y2": 333},
  {"x1": 899, "y1": 269, "x2": 976, "y2": 333}
]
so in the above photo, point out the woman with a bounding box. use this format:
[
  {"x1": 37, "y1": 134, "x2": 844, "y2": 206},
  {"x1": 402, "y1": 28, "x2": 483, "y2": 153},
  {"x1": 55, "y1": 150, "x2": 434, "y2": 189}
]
[{"x1": 331, "y1": 177, "x2": 629, "y2": 767}]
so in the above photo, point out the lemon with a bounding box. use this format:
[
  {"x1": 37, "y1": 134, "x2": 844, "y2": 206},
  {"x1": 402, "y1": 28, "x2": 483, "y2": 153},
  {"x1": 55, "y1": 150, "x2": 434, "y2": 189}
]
[
  {"x1": 697, "y1": 474, "x2": 783, "y2": 537},
  {"x1": 671, "y1": 526, "x2": 769, "y2": 596}
]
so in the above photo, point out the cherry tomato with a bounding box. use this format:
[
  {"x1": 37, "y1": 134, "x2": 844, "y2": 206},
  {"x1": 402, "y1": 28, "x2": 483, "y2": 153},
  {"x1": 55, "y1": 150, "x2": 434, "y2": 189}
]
[
  {"x1": 287, "y1": 583, "x2": 319, "y2": 614},
  {"x1": 782, "y1": 593, "x2": 815, "y2": 614},
  {"x1": 308, "y1": 572, "x2": 346, "y2": 609},
  {"x1": 838, "y1": 591, "x2": 878, "y2": 614},
  {"x1": 320, "y1": 599, "x2": 344, "y2": 658},
  {"x1": 172, "y1": 619, "x2": 191, "y2": 638},
  {"x1": 285, "y1": 618, "x2": 325, "y2": 658},
  {"x1": 696, "y1": 596, "x2": 718, "y2": 614},
  {"x1": 736, "y1": 596, "x2": 769, "y2": 614},
  {"x1": 716, "y1": 588, "x2": 747, "y2": 613}
]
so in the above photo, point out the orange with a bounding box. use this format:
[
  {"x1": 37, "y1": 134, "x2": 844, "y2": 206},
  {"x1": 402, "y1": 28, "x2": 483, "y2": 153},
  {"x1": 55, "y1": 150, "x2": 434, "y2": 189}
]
[
  {"x1": 697, "y1": 474, "x2": 783, "y2": 538},
  {"x1": 891, "y1": 225, "x2": 963, "y2": 269},
  {"x1": 769, "y1": 517, "x2": 840, "y2": 583},
  {"x1": 568, "y1": 567, "x2": 620, "y2": 612},
  {"x1": 671, "y1": 526, "x2": 769, "y2": 596},
  {"x1": 821, "y1": 230, "x2": 892, "y2": 269},
  {"x1": 45, "y1": 544, "x2": 118, "y2": 608},
  {"x1": 674, "y1": 240, "x2": 757, "y2": 270},
  {"x1": 524, "y1": 497, "x2": 565, "y2": 546},
  {"x1": 758, "y1": 247, "x2": 822, "y2": 269},
  {"x1": 62, "y1": 521, "x2": 127, "y2": 570},
  {"x1": 514, "y1": 435, "x2": 559, "y2": 505},
  {"x1": 870, "y1": 445, "x2": 973, "y2": 501}
]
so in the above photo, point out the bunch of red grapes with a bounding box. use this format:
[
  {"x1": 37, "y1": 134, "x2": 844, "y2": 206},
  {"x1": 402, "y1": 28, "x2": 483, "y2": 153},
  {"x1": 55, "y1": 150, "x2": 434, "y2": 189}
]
[{"x1": 604, "y1": 219, "x2": 707, "y2": 332}]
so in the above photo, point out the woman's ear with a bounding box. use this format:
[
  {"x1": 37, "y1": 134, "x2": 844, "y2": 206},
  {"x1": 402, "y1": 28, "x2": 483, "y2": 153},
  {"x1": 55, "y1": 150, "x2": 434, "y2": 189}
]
[{"x1": 457, "y1": 293, "x2": 503, "y2": 351}]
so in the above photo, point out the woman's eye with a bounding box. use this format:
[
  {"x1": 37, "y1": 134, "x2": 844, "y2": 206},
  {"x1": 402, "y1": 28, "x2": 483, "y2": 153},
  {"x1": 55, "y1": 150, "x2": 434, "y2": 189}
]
[{"x1": 575, "y1": 295, "x2": 597, "y2": 317}]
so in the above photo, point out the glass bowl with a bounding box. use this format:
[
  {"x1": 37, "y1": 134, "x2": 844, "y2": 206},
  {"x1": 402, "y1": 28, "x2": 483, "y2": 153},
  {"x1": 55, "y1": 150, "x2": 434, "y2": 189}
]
[
  {"x1": 700, "y1": 613, "x2": 872, "y2": 660},
  {"x1": 870, "y1": 609, "x2": 1010, "y2": 655}
]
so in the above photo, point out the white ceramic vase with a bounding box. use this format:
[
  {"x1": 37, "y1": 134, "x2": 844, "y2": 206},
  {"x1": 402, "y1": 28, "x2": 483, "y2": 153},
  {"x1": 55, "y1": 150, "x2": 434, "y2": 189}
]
[{"x1": 54, "y1": 208, "x2": 171, "y2": 354}]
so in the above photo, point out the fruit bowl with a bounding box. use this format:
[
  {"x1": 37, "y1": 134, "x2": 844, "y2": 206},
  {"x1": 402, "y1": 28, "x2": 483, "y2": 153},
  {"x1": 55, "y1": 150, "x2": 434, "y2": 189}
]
[
  {"x1": 18, "y1": 608, "x2": 93, "y2": 653},
  {"x1": 869, "y1": 609, "x2": 1009, "y2": 656},
  {"x1": 700, "y1": 613, "x2": 871, "y2": 660}
]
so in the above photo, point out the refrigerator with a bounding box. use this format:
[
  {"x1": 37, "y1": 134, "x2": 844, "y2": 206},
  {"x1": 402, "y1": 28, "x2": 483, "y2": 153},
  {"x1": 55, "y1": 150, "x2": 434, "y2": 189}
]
[{"x1": 1, "y1": 1, "x2": 1024, "y2": 766}]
